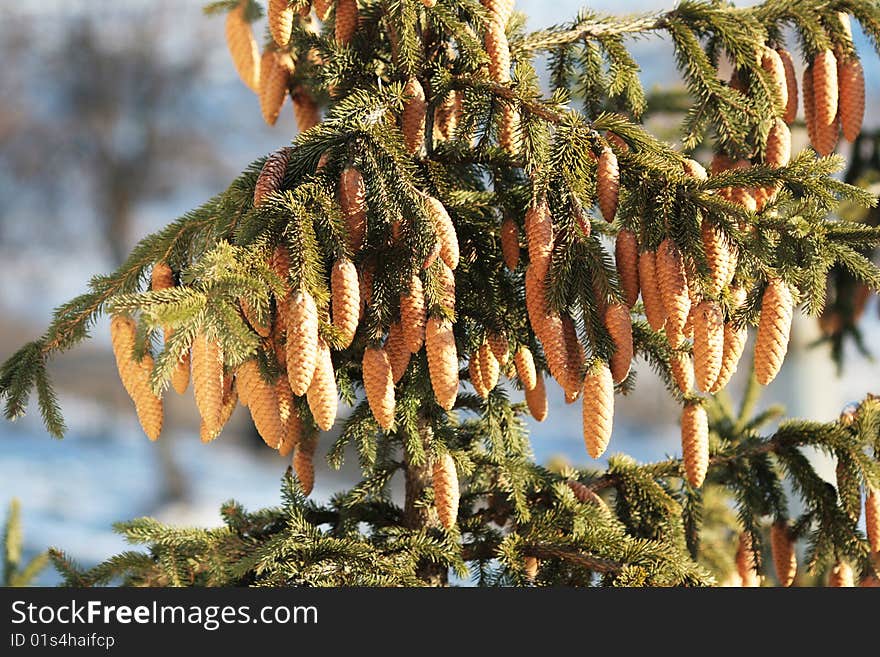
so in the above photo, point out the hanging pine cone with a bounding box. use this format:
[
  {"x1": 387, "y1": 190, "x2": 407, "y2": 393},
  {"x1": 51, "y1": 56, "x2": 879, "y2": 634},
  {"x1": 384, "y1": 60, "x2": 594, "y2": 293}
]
[
  {"x1": 500, "y1": 217, "x2": 520, "y2": 271},
  {"x1": 499, "y1": 105, "x2": 519, "y2": 155},
  {"x1": 776, "y1": 48, "x2": 799, "y2": 125},
  {"x1": 523, "y1": 556, "x2": 539, "y2": 581},
  {"x1": 276, "y1": 378, "x2": 300, "y2": 456},
  {"x1": 292, "y1": 86, "x2": 321, "y2": 133},
  {"x1": 268, "y1": 0, "x2": 294, "y2": 48},
  {"x1": 829, "y1": 561, "x2": 854, "y2": 587},
  {"x1": 401, "y1": 77, "x2": 426, "y2": 154},
  {"x1": 657, "y1": 238, "x2": 691, "y2": 348},
  {"x1": 479, "y1": 341, "x2": 500, "y2": 392},
  {"x1": 335, "y1": 0, "x2": 359, "y2": 45},
  {"x1": 469, "y1": 351, "x2": 488, "y2": 399},
  {"x1": 597, "y1": 147, "x2": 620, "y2": 222},
  {"x1": 669, "y1": 351, "x2": 693, "y2": 394},
  {"x1": 331, "y1": 258, "x2": 359, "y2": 348},
  {"x1": 693, "y1": 300, "x2": 724, "y2": 392},
  {"x1": 237, "y1": 360, "x2": 284, "y2": 449},
  {"x1": 313, "y1": 0, "x2": 332, "y2": 21},
  {"x1": 435, "y1": 261, "x2": 456, "y2": 314},
  {"x1": 306, "y1": 338, "x2": 338, "y2": 431},
  {"x1": 525, "y1": 201, "x2": 553, "y2": 282},
  {"x1": 201, "y1": 374, "x2": 237, "y2": 444},
  {"x1": 286, "y1": 290, "x2": 319, "y2": 396},
  {"x1": 541, "y1": 313, "x2": 572, "y2": 396},
  {"x1": 562, "y1": 316, "x2": 584, "y2": 397},
  {"x1": 293, "y1": 434, "x2": 317, "y2": 495},
  {"x1": 681, "y1": 403, "x2": 709, "y2": 488},
  {"x1": 754, "y1": 278, "x2": 793, "y2": 386},
  {"x1": 150, "y1": 263, "x2": 191, "y2": 395},
  {"x1": 170, "y1": 350, "x2": 191, "y2": 396},
  {"x1": 761, "y1": 46, "x2": 788, "y2": 116},
  {"x1": 525, "y1": 372, "x2": 548, "y2": 422},
  {"x1": 362, "y1": 346, "x2": 396, "y2": 430},
  {"x1": 605, "y1": 303, "x2": 633, "y2": 384},
  {"x1": 581, "y1": 361, "x2": 614, "y2": 459},
  {"x1": 488, "y1": 332, "x2": 509, "y2": 367},
  {"x1": 866, "y1": 487, "x2": 880, "y2": 554},
  {"x1": 259, "y1": 50, "x2": 293, "y2": 126},
  {"x1": 811, "y1": 49, "x2": 839, "y2": 156},
  {"x1": 426, "y1": 196, "x2": 459, "y2": 270},
  {"x1": 682, "y1": 158, "x2": 708, "y2": 181},
  {"x1": 434, "y1": 90, "x2": 461, "y2": 141},
  {"x1": 254, "y1": 147, "x2": 292, "y2": 206},
  {"x1": 192, "y1": 332, "x2": 224, "y2": 436},
  {"x1": 432, "y1": 452, "x2": 459, "y2": 530},
  {"x1": 701, "y1": 221, "x2": 728, "y2": 297},
  {"x1": 802, "y1": 63, "x2": 819, "y2": 148},
  {"x1": 400, "y1": 275, "x2": 426, "y2": 353},
  {"x1": 639, "y1": 250, "x2": 667, "y2": 332},
  {"x1": 338, "y1": 167, "x2": 367, "y2": 253},
  {"x1": 770, "y1": 520, "x2": 797, "y2": 587},
  {"x1": 736, "y1": 532, "x2": 761, "y2": 587},
  {"x1": 838, "y1": 56, "x2": 865, "y2": 143},
  {"x1": 484, "y1": 20, "x2": 511, "y2": 83},
  {"x1": 225, "y1": 2, "x2": 260, "y2": 93},
  {"x1": 710, "y1": 288, "x2": 749, "y2": 393},
  {"x1": 426, "y1": 317, "x2": 459, "y2": 410},
  {"x1": 109, "y1": 315, "x2": 163, "y2": 441},
  {"x1": 765, "y1": 117, "x2": 791, "y2": 168},
  {"x1": 524, "y1": 266, "x2": 547, "y2": 340},
  {"x1": 380, "y1": 322, "x2": 407, "y2": 384},
  {"x1": 514, "y1": 345, "x2": 537, "y2": 391},
  {"x1": 615, "y1": 229, "x2": 640, "y2": 307}
]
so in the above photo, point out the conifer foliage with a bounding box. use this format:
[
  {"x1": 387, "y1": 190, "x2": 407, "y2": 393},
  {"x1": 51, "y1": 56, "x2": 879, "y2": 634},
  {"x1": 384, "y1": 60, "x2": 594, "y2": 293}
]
[{"x1": 4, "y1": 0, "x2": 880, "y2": 586}]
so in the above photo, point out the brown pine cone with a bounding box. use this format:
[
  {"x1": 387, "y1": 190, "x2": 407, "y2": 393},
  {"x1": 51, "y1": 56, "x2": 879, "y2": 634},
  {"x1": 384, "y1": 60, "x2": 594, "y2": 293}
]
[
  {"x1": 225, "y1": 2, "x2": 260, "y2": 93},
  {"x1": 426, "y1": 317, "x2": 459, "y2": 410},
  {"x1": 562, "y1": 316, "x2": 584, "y2": 397},
  {"x1": 754, "y1": 278, "x2": 793, "y2": 386},
  {"x1": 292, "y1": 86, "x2": 321, "y2": 133},
  {"x1": 681, "y1": 403, "x2": 709, "y2": 488},
  {"x1": 669, "y1": 351, "x2": 693, "y2": 394},
  {"x1": 693, "y1": 300, "x2": 724, "y2": 392},
  {"x1": 615, "y1": 229, "x2": 640, "y2": 307},
  {"x1": 201, "y1": 374, "x2": 237, "y2": 443},
  {"x1": 426, "y1": 196, "x2": 459, "y2": 270},
  {"x1": 268, "y1": 0, "x2": 294, "y2": 48},
  {"x1": 597, "y1": 147, "x2": 620, "y2": 222},
  {"x1": 487, "y1": 332, "x2": 509, "y2": 367},
  {"x1": 682, "y1": 158, "x2": 708, "y2": 181},
  {"x1": 829, "y1": 561, "x2": 854, "y2": 587},
  {"x1": 400, "y1": 275, "x2": 426, "y2": 353},
  {"x1": 484, "y1": 22, "x2": 511, "y2": 84},
  {"x1": 286, "y1": 290, "x2": 319, "y2": 396},
  {"x1": 434, "y1": 90, "x2": 461, "y2": 141},
  {"x1": 811, "y1": 50, "x2": 839, "y2": 156},
  {"x1": 110, "y1": 315, "x2": 164, "y2": 441},
  {"x1": 276, "y1": 377, "x2": 300, "y2": 456},
  {"x1": 802, "y1": 64, "x2": 819, "y2": 148},
  {"x1": 499, "y1": 105, "x2": 519, "y2": 155},
  {"x1": 469, "y1": 351, "x2": 488, "y2": 399},
  {"x1": 254, "y1": 147, "x2": 292, "y2": 206},
  {"x1": 639, "y1": 251, "x2": 667, "y2": 332},
  {"x1": 314, "y1": 0, "x2": 332, "y2": 21},
  {"x1": 479, "y1": 341, "x2": 500, "y2": 392},
  {"x1": 432, "y1": 453, "x2": 460, "y2": 530},
  {"x1": 435, "y1": 261, "x2": 456, "y2": 314},
  {"x1": 339, "y1": 167, "x2": 367, "y2": 252},
  {"x1": 191, "y1": 332, "x2": 224, "y2": 435},
  {"x1": 170, "y1": 350, "x2": 191, "y2": 396},
  {"x1": 765, "y1": 117, "x2": 791, "y2": 168},
  {"x1": 777, "y1": 48, "x2": 799, "y2": 125},
  {"x1": 710, "y1": 288, "x2": 748, "y2": 393},
  {"x1": 581, "y1": 361, "x2": 614, "y2": 459},
  {"x1": 401, "y1": 77, "x2": 426, "y2": 154},
  {"x1": 331, "y1": 258, "x2": 359, "y2": 348},
  {"x1": 525, "y1": 201, "x2": 553, "y2": 282},
  {"x1": 761, "y1": 46, "x2": 788, "y2": 117},
  {"x1": 150, "y1": 263, "x2": 191, "y2": 395},
  {"x1": 335, "y1": 0, "x2": 359, "y2": 45},
  {"x1": 770, "y1": 520, "x2": 797, "y2": 587},
  {"x1": 657, "y1": 238, "x2": 691, "y2": 349},
  {"x1": 605, "y1": 303, "x2": 633, "y2": 384},
  {"x1": 541, "y1": 312, "x2": 572, "y2": 396},
  {"x1": 701, "y1": 221, "x2": 728, "y2": 297},
  {"x1": 259, "y1": 50, "x2": 294, "y2": 126},
  {"x1": 523, "y1": 556, "x2": 539, "y2": 581},
  {"x1": 151, "y1": 261, "x2": 173, "y2": 291},
  {"x1": 566, "y1": 480, "x2": 610, "y2": 513},
  {"x1": 736, "y1": 532, "x2": 760, "y2": 587},
  {"x1": 237, "y1": 360, "x2": 284, "y2": 449},
  {"x1": 363, "y1": 346, "x2": 396, "y2": 430},
  {"x1": 306, "y1": 338, "x2": 338, "y2": 431},
  {"x1": 514, "y1": 345, "x2": 537, "y2": 391},
  {"x1": 524, "y1": 266, "x2": 547, "y2": 341},
  {"x1": 293, "y1": 434, "x2": 317, "y2": 495},
  {"x1": 384, "y1": 321, "x2": 410, "y2": 384},
  {"x1": 838, "y1": 56, "x2": 865, "y2": 143},
  {"x1": 866, "y1": 487, "x2": 880, "y2": 554},
  {"x1": 500, "y1": 217, "x2": 520, "y2": 271},
  {"x1": 525, "y1": 371, "x2": 548, "y2": 422}
]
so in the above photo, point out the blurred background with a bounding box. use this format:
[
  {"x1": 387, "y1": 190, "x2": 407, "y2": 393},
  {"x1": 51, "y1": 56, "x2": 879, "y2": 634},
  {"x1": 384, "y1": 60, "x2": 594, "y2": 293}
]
[{"x1": 1, "y1": 0, "x2": 878, "y2": 584}]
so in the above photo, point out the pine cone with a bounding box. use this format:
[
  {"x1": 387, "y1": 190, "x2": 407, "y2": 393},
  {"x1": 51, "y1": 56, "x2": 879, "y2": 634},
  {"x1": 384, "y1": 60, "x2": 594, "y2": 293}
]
[
  {"x1": 225, "y1": 3, "x2": 260, "y2": 93},
  {"x1": 292, "y1": 86, "x2": 321, "y2": 133},
  {"x1": 170, "y1": 350, "x2": 191, "y2": 396},
  {"x1": 770, "y1": 521, "x2": 797, "y2": 587},
  {"x1": 259, "y1": 50, "x2": 293, "y2": 126},
  {"x1": 561, "y1": 316, "x2": 584, "y2": 397},
  {"x1": 736, "y1": 532, "x2": 760, "y2": 587},
  {"x1": 110, "y1": 316, "x2": 164, "y2": 442},
  {"x1": 432, "y1": 453, "x2": 460, "y2": 530},
  {"x1": 401, "y1": 77, "x2": 426, "y2": 154},
  {"x1": 581, "y1": 361, "x2": 614, "y2": 459},
  {"x1": 335, "y1": 0, "x2": 359, "y2": 45},
  {"x1": 201, "y1": 374, "x2": 237, "y2": 443},
  {"x1": 426, "y1": 317, "x2": 459, "y2": 410},
  {"x1": 293, "y1": 435, "x2": 316, "y2": 495},
  {"x1": 191, "y1": 332, "x2": 224, "y2": 435},
  {"x1": 525, "y1": 371, "x2": 548, "y2": 421},
  {"x1": 488, "y1": 332, "x2": 509, "y2": 366},
  {"x1": 435, "y1": 261, "x2": 456, "y2": 314},
  {"x1": 514, "y1": 346, "x2": 537, "y2": 391},
  {"x1": 500, "y1": 217, "x2": 520, "y2": 271},
  {"x1": 710, "y1": 289, "x2": 748, "y2": 393},
  {"x1": 657, "y1": 238, "x2": 691, "y2": 348},
  {"x1": 268, "y1": 0, "x2": 294, "y2": 48},
  {"x1": 638, "y1": 251, "x2": 667, "y2": 332},
  {"x1": 339, "y1": 167, "x2": 367, "y2": 252},
  {"x1": 384, "y1": 321, "x2": 410, "y2": 384},
  {"x1": 615, "y1": 229, "x2": 640, "y2": 307},
  {"x1": 765, "y1": 117, "x2": 791, "y2": 168},
  {"x1": 701, "y1": 221, "x2": 728, "y2": 297},
  {"x1": 524, "y1": 266, "x2": 547, "y2": 341},
  {"x1": 754, "y1": 279, "x2": 793, "y2": 386},
  {"x1": 426, "y1": 196, "x2": 459, "y2": 270},
  {"x1": 681, "y1": 403, "x2": 709, "y2": 488},
  {"x1": 838, "y1": 56, "x2": 865, "y2": 143},
  {"x1": 400, "y1": 275, "x2": 426, "y2": 353},
  {"x1": 682, "y1": 157, "x2": 708, "y2": 181},
  {"x1": 479, "y1": 341, "x2": 500, "y2": 392},
  {"x1": 285, "y1": 290, "x2": 319, "y2": 396},
  {"x1": 331, "y1": 258, "x2": 359, "y2": 348},
  {"x1": 811, "y1": 50, "x2": 839, "y2": 156},
  {"x1": 150, "y1": 263, "x2": 190, "y2": 395},
  {"x1": 363, "y1": 346, "x2": 396, "y2": 430},
  {"x1": 499, "y1": 105, "x2": 519, "y2": 155},
  {"x1": 866, "y1": 487, "x2": 880, "y2": 554},
  {"x1": 541, "y1": 312, "x2": 571, "y2": 396},
  {"x1": 484, "y1": 22, "x2": 511, "y2": 84},
  {"x1": 597, "y1": 147, "x2": 620, "y2": 222},
  {"x1": 605, "y1": 303, "x2": 633, "y2": 384},
  {"x1": 434, "y1": 90, "x2": 461, "y2": 141},
  {"x1": 761, "y1": 46, "x2": 788, "y2": 117},
  {"x1": 776, "y1": 48, "x2": 799, "y2": 125},
  {"x1": 566, "y1": 480, "x2": 610, "y2": 513},
  {"x1": 276, "y1": 377, "x2": 300, "y2": 456},
  {"x1": 801, "y1": 63, "x2": 819, "y2": 148},
  {"x1": 254, "y1": 147, "x2": 292, "y2": 206},
  {"x1": 306, "y1": 338, "x2": 338, "y2": 431},
  {"x1": 237, "y1": 360, "x2": 284, "y2": 449},
  {"x1": 669, "y1": 351, "x2": 693, "y2": 394},
  {"x1": 829, "y1": 561, "x2": 854, "y2": 587},
  {"x1": 469, "y1": 351, "x2": 488, "y2": 399},
  {"x1": 693, "y1": 300, "x2": 724, "y2": 392},
  {"x1": 525, "y1": 201, "x2": 553, "y2": 282},
  {"x1": 523, "y1": 556, "x2": 539, "y2": 581},
  {"x1": 314, "y1": 0, "x2": 332, "y2": 21}
]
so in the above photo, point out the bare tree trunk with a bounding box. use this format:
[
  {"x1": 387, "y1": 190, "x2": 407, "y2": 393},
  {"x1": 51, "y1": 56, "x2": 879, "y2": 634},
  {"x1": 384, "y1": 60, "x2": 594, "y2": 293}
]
[{"x1": 403, "y1": 419, "x2": 448, "y2": 586}]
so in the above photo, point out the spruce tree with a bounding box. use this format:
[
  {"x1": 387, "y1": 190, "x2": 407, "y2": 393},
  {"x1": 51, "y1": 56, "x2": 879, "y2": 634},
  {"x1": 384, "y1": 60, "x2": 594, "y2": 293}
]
[{"x1": 4, "y1": 0, "x2": 880, "y2": 587}]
